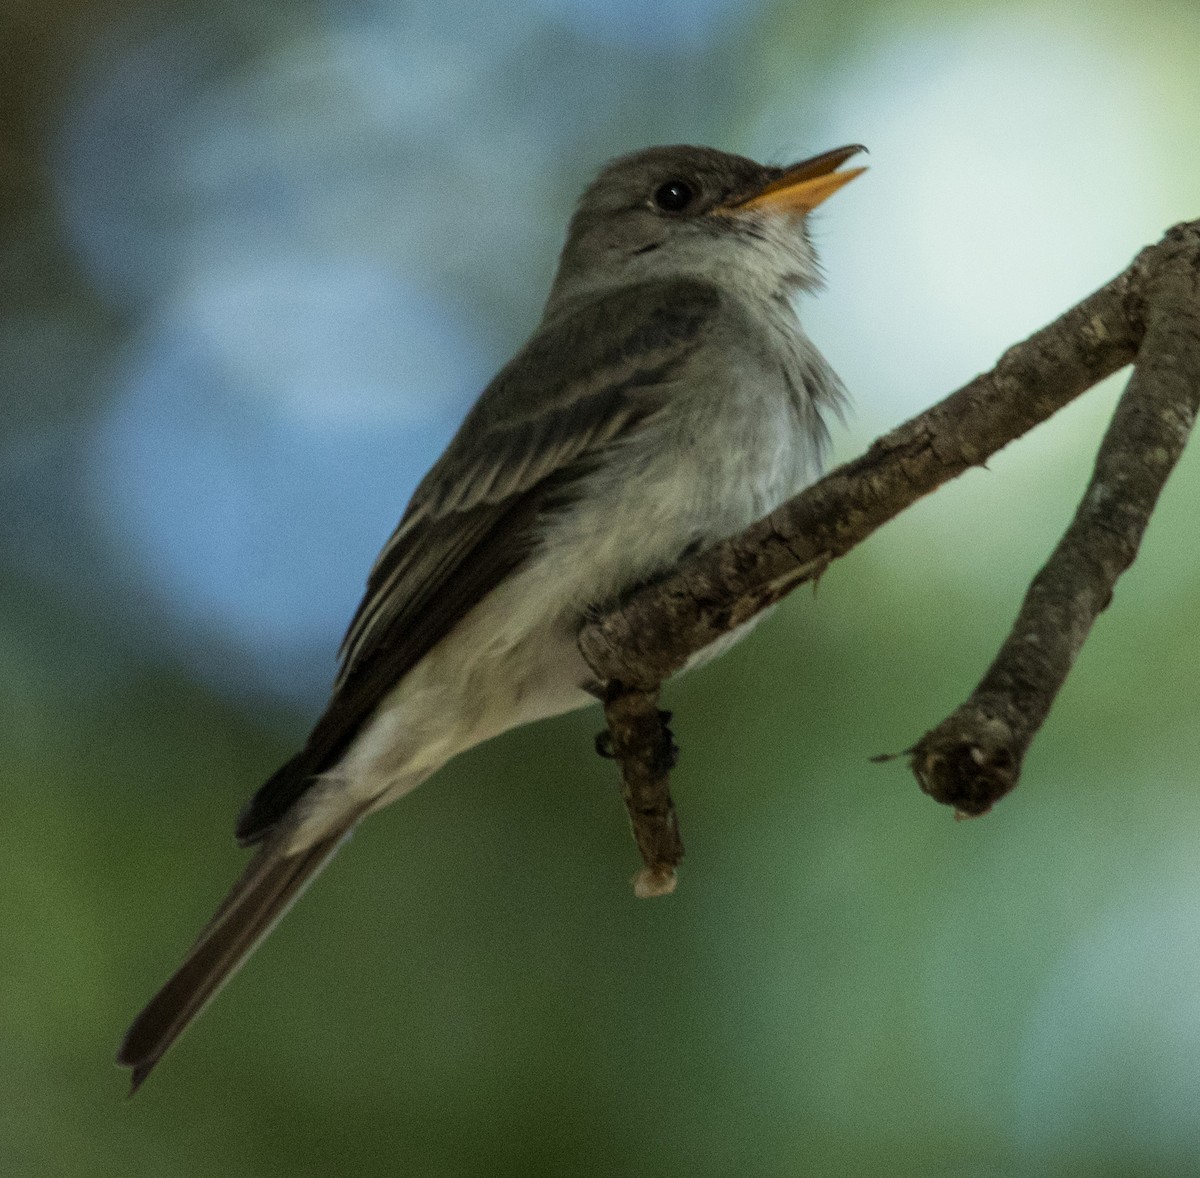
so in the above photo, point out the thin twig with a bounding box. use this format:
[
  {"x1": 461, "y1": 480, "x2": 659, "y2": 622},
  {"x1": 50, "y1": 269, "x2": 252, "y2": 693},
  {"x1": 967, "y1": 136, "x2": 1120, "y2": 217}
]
[
  {"x1": 910, "y1": 223, "x2": 1200, "y2": 814},
  {"x1": 601, "y1": 682, "x2": 682, "y2": 897}
]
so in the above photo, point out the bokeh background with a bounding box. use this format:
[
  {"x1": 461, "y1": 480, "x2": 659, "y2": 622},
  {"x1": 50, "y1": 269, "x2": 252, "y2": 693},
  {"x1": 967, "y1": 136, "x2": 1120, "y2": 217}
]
[{"x1": 4, "y1": 0, "x2": 1200, "y2": 1173}]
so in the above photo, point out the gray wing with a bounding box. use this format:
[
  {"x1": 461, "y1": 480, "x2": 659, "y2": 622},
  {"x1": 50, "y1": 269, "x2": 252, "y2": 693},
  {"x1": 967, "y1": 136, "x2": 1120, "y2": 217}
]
[{"x1": 236, "y1": 279, "x2": 722, "y2": 845}]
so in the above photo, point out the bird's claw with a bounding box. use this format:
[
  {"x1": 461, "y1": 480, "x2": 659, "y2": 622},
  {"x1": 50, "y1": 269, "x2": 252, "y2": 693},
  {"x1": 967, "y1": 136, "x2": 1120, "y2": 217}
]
[
  {"x1": 595, "y1": 710, "x2": 678, "y2": 770},
  {"x1": 655, "y1": 710, "x2": 680, "y2": 773}
]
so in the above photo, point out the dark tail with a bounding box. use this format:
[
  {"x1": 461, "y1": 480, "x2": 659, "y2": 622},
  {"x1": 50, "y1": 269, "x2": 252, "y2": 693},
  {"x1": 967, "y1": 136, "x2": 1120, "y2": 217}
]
[{"x1": 117, "y1": 821, "x2": 356, "y2": 1093}]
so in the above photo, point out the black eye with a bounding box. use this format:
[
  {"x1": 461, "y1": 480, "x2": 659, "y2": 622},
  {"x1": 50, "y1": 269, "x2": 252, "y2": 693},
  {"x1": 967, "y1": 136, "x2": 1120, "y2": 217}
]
[{"x1": 652, "y1": 180, "x2": 695, "y2": 213}]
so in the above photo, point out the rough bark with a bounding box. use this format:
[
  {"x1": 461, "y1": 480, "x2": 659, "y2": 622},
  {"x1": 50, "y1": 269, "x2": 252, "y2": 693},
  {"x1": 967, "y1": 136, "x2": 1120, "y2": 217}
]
[{"x1": 579, "y1": 220, "x2": 1200, "y2": 890}]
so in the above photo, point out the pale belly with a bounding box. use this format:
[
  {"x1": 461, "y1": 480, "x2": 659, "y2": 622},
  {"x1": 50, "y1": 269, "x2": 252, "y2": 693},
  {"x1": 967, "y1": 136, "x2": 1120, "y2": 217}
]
[{"x1": 285, "y1": 388, "x2": 818, "y2": 848}]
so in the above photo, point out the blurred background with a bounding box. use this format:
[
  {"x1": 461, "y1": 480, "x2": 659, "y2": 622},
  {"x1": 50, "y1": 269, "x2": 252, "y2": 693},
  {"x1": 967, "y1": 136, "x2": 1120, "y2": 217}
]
[{"x1": 3, "y1": 0, "x2": 1200, "y2": 1173}]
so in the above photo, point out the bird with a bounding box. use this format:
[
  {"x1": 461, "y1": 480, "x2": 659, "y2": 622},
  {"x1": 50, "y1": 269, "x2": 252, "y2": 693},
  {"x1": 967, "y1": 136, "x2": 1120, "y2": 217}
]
[{"x1": 117, "y1": 142, "x2": 865, "y2": 1091}]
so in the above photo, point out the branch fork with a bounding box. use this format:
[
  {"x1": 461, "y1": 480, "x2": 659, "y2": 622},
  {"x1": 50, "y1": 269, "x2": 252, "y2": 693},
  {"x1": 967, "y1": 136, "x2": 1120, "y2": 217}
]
[{"x1": 581, "y1": 220, "x2": 1200, "y2": 891}]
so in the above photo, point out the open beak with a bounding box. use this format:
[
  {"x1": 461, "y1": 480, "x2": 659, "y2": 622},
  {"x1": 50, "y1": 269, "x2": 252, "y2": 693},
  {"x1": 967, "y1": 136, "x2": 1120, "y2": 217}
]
[{"x1": 728, "y1": 144, "x2": 867, "y2": 216}]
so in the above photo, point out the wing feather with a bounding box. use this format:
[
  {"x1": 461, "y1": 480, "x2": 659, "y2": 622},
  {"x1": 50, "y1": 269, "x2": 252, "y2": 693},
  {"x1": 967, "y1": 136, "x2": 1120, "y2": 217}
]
[{"x1": 236, "y1": 280, "x2": 721, "y2": 845}]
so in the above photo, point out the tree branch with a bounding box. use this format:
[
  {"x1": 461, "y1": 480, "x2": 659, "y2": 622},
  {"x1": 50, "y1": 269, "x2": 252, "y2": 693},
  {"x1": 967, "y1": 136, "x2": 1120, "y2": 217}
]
[
  {"x1": 911, "y1": 225, "x2": 1200, "y2": 814},
  {"x1": 579, "y1": 219, "x2": 1200, "y2": 890}
]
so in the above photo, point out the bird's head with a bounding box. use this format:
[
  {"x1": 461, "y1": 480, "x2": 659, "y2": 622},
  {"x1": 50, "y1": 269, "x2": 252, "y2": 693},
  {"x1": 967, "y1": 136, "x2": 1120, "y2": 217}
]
[{"x1": 546, "y1": 143, "x2": 866, "y2": 312}]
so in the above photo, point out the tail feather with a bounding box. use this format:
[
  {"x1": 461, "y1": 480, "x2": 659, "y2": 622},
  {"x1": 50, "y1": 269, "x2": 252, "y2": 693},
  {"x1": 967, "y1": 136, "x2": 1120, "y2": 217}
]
[{"x1": 117, "y1": 821, "x2": 356, "y2": 1093}]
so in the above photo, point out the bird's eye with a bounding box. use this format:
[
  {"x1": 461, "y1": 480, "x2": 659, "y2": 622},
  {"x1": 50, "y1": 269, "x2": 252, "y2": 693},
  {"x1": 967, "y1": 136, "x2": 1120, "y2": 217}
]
[{"x1": 652, "y1": 180, "x2": 695, "y2": 213}]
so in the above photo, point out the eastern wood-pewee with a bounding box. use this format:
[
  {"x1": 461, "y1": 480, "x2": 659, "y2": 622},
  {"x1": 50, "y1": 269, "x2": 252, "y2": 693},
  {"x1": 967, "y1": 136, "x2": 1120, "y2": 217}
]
[{"x1": 118, "y1": 143, "x2": 866, "y2": 1089}]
